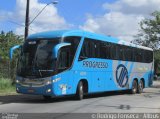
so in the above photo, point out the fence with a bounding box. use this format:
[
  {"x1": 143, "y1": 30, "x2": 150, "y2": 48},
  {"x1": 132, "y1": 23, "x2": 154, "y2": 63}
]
[{"x1": 0, "y1": 59, "x2": 17, "y2": 81}]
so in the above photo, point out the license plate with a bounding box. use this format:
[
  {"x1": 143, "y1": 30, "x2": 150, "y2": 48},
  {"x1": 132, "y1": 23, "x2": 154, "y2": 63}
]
[{"x1": 28, "y1": 89, "x2": 34, "y2": 93}]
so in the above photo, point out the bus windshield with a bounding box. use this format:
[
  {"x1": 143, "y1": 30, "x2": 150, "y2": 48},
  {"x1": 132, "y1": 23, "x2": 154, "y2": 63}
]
[
  {"x1": 17, "y1": 38, "x2": 60, "y2": 78},
  {"x1": 17, "y1": 36, "x2": 81, "y2": 78}
]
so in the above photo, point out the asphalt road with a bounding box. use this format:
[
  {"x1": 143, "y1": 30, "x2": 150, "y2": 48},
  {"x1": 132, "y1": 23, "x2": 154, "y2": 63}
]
[{"x1": 0, "y1": 81, "x2": 160, "y2": 113}]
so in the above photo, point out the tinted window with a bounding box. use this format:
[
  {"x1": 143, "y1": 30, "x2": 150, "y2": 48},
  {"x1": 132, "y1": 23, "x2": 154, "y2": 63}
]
[
  {"x1": 79, "y1": 38, "x2": 101, "y2": 60},
  {"x1": 57, "y1": 36, "x2": 81, "y2": 73},
  {"x1": 124, "y1": 47, "x2": 132, "y2": 61},
  {"x1": 17, "y1": 38, "x2": 60, "y2": 78},
  {"x1": 100, "y1": 42, "x2": 107, "y2": 59},
  {"x1": 145, "y1": 50, "x2": 153, "y2": 63},
  {"x1": 79, "y1": 37, "x2": 153, "y2": 63}
]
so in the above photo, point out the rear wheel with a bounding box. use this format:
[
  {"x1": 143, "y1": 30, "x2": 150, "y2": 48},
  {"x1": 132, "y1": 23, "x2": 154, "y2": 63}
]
[
  {"x1": 131, "y1": 80, "x2": 138, "y2": 94},
  {"x1": 138, "y1": 80, "x2": 144, "y2": 93},
  {"x1": 76, "y1": 81, "x2": 84, "y2": 100}
]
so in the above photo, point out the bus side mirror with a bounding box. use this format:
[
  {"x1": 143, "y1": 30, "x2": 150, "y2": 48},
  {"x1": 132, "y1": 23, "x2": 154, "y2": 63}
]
[
  {"x1": 53, "y1": 43, "x2": 71, "y2": 59},
  {"x1": 9, "y1": 45, "x2": 21, "y2": 60}
]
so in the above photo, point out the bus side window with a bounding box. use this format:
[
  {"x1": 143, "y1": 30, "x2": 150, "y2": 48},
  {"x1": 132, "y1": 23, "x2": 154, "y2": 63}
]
[
  {"x1": 79, "y1": 39, "x2": 90, "y2": 60},
  {"x1": 135, "y1": 49, "x2": 142, "y2": 62},
  {"x1": 95, "y1": 41, "x2": 100, "y2": 58},
  {"x1": 105, "y1": 42, "x2": 110, "y2": 59},
  {"x1": 79, "y1": 38, "x2": 100, "y2": 60},
  {"x1": 100, "y1": 41, "x2": 107, "y2": 59},
  {"x1": 89, "y1": 41, "x2": 96, "y2": 58},
  {"x1": 116, "y1": 45, "x2": 119, "y2": 60},
  {"x1": 124, "y1": 46, "x2": 132, "y2": 61},
  {"x1": 57, "y1": 47, "x2": 70, "y2": 72},
  {"x1": 119, "y1": 45, "x2": 124, "y2": 60},
  {"x1": 110, "y1": 44, "x2": 114, "y2": 59},
  {"x1": 150, "y1": 51, "x2": 153, "y2": 62},
  {"x1": 133, "y1": 48, "x2": 136, "y2": 62},
  {"x1": 142, "y1": 50, "x2": 146, "y2": 63},
  {"x1": 145, "y1": 50, "x2": 153, "y2": 63},
  {"x1": 99, "y1": 42, "x2": 111, "y2": 59}
]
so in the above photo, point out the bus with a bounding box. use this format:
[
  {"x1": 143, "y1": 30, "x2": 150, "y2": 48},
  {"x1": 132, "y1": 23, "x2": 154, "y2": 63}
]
[{"x1": 10, "y1": 30, "x2": 154, "y2": 100}]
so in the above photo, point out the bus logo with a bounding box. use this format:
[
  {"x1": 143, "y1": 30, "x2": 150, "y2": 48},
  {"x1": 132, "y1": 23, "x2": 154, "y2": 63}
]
[{"x1": 116, "y1": 64, "x2": 128, "y2": 88}]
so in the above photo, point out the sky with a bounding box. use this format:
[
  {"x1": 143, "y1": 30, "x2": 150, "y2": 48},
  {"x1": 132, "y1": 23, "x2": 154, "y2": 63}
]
[{"x1": 0, "y1": 0, "x2": 160, "y2": 42}]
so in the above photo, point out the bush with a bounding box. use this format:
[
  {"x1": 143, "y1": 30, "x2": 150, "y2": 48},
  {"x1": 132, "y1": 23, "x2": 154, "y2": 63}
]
[{"x1": 0, "y1": 78, "x2": 15, "y2": 93}]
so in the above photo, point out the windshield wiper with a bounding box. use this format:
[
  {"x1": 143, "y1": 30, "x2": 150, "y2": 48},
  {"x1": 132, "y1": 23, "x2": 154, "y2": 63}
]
[{"x1": 38, "y1": 69, "x2": 42, "y2": 77}]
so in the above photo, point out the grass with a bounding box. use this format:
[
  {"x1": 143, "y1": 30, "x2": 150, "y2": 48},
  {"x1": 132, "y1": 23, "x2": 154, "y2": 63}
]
[{"x1": 0, "y1": 78, "x2": 16, "y2": 95}]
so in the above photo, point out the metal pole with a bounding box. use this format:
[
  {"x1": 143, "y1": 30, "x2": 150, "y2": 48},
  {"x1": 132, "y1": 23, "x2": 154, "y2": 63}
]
[{"x1": 25, "y1": 0, "x2": 30, "y2": 40}]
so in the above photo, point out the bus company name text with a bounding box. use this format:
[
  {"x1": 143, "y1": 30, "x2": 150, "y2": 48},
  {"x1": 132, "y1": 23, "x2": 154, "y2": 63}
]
[{"x1": 83, "y1": 61, "x2": 108, "y2": 69}]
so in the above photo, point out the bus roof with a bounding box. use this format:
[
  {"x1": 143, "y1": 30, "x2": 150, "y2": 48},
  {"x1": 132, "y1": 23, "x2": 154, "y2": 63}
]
[{"x1": 28, "y1": 30, "x2": 153, "y2": 51}]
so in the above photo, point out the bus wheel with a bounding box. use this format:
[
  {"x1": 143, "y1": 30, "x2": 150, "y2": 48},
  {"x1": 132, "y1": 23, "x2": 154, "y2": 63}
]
[
  {"x1": 43, "y1": 95, "x2": 52, "y2": 100},
  {"x1": 76, "y1": 81, "x2": 84, "y2": 100},
  {"x1": 138, "y1": 80, "x2": 144, "y2": 94},
  {"x1": 131, "y1": 80, "x2": 138, "y2": 94}
]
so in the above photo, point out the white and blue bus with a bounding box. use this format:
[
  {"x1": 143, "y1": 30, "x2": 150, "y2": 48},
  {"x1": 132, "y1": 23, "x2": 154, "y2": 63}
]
[{"x1": 10, "y1": 30, "x2": 154, "y2": 100}]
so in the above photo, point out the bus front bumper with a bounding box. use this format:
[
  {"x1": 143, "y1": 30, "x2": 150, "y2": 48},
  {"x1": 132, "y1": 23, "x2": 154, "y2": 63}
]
[{"x1": 16, "y1": 84, "x2": 54, "y2": 96}]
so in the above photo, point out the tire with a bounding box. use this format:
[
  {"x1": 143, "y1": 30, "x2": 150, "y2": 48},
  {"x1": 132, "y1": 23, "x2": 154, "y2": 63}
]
[
  {"x1": 138, "y1": 80, "x2": 144, "y2": 94},
  {"x1": 131, "y1": 80, "x2": 138, "y2": 94},
  {"x1": 43, "y1": 95, "x2": 52, "y2": 100},
  {"x1": 76, "y1": 81, "x2": 84, "y2": 100}
]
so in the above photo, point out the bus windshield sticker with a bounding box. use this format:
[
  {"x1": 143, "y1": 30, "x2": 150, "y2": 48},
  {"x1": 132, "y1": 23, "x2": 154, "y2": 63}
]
[{"x1": 28, "y1": 41, "x2": 36, "y2": 45}]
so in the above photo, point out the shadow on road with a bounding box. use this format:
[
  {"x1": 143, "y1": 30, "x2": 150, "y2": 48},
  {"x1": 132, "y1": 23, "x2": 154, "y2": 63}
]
[
  {"x1": 95, "y1": 104, "x2": 160, "y2": 110},
  {"x1": 0, "y1": 91, "x2": 129, "y2": 105},
  {"x1": 0, "y1": 81, "x2": 160, "y2": 105}
]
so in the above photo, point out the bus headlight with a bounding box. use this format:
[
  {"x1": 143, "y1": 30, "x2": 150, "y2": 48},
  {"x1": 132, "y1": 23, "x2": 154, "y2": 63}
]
[
  {"x1": 16, "y1": 80, "x2": 19, "y2": 83},
  {"x1": 46, "y1": 89, "x2": 51, "y2": 93},
  {"x1": 46, "y1": 80, "x2": 52, "y2": 85},
  {"x1": 53, "y1": 77, "x2": 61, "y2": 83}
]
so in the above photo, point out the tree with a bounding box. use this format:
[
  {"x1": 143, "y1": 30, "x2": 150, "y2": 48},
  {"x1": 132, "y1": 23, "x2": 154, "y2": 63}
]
[
  {"x1": 154, "y1": 50, "x2": 160, "y2": 76},
  {"x1": 133, "y1": 11, "x2": 160, "y2": 76},
  {"x1": 0, "y1": 31, "x2": 23, "y2": 60},
  {"x1": 0, "y1": 31, "x2": 23, "y2": 80},
  {"x1": 133, "y1": 11, "x2": 160, "y2": 50}
]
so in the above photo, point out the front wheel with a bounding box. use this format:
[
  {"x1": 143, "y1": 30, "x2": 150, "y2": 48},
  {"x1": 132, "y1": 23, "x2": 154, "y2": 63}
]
[
  {"x1": 131, "y1": 80, "x2": 138, "y2": 94},
  {"x1": 138, "y1": 80, "x2": 144, "y2": 93},
  {"x1": 76, "y1": 81, "x2": 84, "y2": 100}
]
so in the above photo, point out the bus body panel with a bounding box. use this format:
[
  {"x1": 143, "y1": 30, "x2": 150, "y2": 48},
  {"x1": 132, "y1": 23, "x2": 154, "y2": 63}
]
[{"x1": 15, "y1": 30, "x2": 154, "y2": 97}]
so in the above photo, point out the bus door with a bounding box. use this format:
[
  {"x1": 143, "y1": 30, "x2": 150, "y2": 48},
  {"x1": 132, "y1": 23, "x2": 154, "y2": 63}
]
[{"x1": 57, "y1": 46, "x2": 74, "y2": 95}]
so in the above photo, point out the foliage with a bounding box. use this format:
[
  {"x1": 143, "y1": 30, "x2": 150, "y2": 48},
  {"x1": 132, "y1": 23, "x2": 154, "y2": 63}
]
[
  {"x1": 133, "y1": 11, "x2": 160, "y2": 50},
  {"x1": 133, "y1": 11, "x2": 160, "y2": 75},
  {"x1": 154, "y1": 50, "x2": 160, "y2": 75},
  {"x1": 0, "y1": 78, "x2": 16, "y2": 94},
  {"x1": 0, "y1": 31, "x2": 23, "y2": 60},
  {"x1": 0, "y1": 31, "x2": 23, "y2": 82}
]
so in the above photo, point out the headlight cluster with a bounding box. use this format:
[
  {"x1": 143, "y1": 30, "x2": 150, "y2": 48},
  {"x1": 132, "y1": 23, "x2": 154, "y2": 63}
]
[
  {"x1": 52, "y1": 77, "x2": 61, "y2": 83},
  {"x1": 44, "y1": 77, "x2": 52, "y2": 85},
  {"x1": 16, "y1": 76, "x2": 61, "y2": 86},
  {"x1": 16, "y1": 76, "x2": 23, "y2": 84},
  {"x1": 46, "y1": 80, "x2": 52, "y2": 85},
  {"x1": 16, "y1": 80, "x2": 19, "y2": 83}
]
